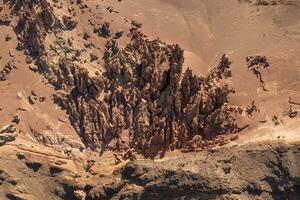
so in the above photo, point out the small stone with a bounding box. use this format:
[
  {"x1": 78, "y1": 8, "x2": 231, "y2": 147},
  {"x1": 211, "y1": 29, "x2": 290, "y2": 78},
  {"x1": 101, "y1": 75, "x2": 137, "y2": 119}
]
[
  {"x1": 39, "y1": 97, "x2": 46, "y2": 102},
  {"x1": 12, "y1": 115, "x2": 20, "y2": 124},
  {"x1": 28, "y1": 96, "x2": 36, "y2": 105},
  {"x1": 16, "y1": 152, "x2": 25, "y2": 160},
  {"x1": 29, "y1": 64, "x2": 38, "y2": 72},
  {"x1": 68, "y1": 38, "x2": 73, "y2": 46},
  {"x1": 31, "y1": 91, "x2": 37, "y2": 96},
  {"x1": 131, "y1": 20, "x2": 142, "y2": 28},
  {"x1": 90, "y1": 53, "x2": 98, "y2": 62},
  {"x1": 83, "y1": 32, "x2": 90, "y2": 40},
  {"x1": 5, "y1": 34, "x2": 12, "y2": 41},
  {"x1": 9, "y1": 51, "x2": 15, "y2": 57},
  {"x1": 230, "y1": 135, "x2": 239, "y2": 141},
  {"x1": 93, "y1": 25, "x2": 100, "y2": 33},
  {"x1": 114, "y1": 31, "x2": 124, "y2": 39},
  {"x1": 26, "y1": 56, "x2": 32, "y2": 64},
  {"x1": 74, "y1": 190, "x2": 85, "y2": 200},
  {"x1": 98, "y1": 22, "x2": 111, "y2": 38}
]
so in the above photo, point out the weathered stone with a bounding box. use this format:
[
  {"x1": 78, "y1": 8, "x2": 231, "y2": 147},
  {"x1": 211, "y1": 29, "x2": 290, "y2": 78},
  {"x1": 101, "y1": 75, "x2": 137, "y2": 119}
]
[
  {"x1": 9, "y1": 0, "x2": 245, "y2": 157},
  {"x1": 62, "y1": 15, "x2": 77, "y2": 30},
  {"x1": 0, "y1": 123, "x2": 19, "y2": 146},
  {"x1": 98, "y1": 22, "x2": 111, "y2": 38}
]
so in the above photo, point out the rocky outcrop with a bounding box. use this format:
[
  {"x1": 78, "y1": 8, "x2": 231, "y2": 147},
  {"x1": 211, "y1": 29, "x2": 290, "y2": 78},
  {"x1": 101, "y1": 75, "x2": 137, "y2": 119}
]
[
  {"x1": 55, "y1": 30, "x2": 243, "y2": 157},
  {"x1": 0, "y1": 117, "x2": 19, "y2": 146},
  {"x1": 10, "y1": 0, "x2": 56, "y2": 58},
  {"x1": 2, "y1": 1, "x2": 300, "y2": 200},
  {"x1": 9, "y1": 0, "x2": 245, "y2": 157},
  {"x1": 98, "y1": 22, "x2": 111, "y2": 38},
  {"x1": 0, "y1": 60, "x2": 16, "y2": 81}
]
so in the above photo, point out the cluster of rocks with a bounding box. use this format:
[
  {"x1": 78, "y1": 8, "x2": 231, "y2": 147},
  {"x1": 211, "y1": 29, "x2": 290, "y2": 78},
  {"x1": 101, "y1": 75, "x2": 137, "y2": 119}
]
[
  {"x1": 11, "y1": 0, "x2": 55, "y2": 58},
  {"x1": 72, "y1": 0, "x2": 89, "y2": 11},
  {"x1": 97, "y1": 22, "x2": 111, "y2": 38},
  {"x1": 28, "y1": 90, "x2": 46, "y2": 105},
  {"x1": 0, "y1": 169, "x2": 18, "y2": 187},
  {"x1": 11, "y1": 0, "x2": 245, "y2": 157},
  {"x1": 0, "y1": 116, "x2": 20, "y2": 146},
  {"x1": 0, "y1": 60, "x2": 16, "y2": 81},
  {"x1": 5, "y1": 34, "x2": 12, "y2": 41}
]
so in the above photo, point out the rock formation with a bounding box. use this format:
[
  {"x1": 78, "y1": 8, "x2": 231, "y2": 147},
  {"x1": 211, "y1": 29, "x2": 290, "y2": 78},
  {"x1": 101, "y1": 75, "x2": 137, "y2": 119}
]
[
  {"x1": 0, "y1": 117, "x2": 19, "y2": 146},
  {"x1": 0, "y1": 60, "x2": 16, "y2": 81},
  {"x1": 54, "y1": 29, "x2": 244, "y2": 157},
  {"x1": 1, "y1": 0, "x2": 300, "y2": 199},
  {"x1": 7, "y1": 0, "x2": 246, "y2": 157}
]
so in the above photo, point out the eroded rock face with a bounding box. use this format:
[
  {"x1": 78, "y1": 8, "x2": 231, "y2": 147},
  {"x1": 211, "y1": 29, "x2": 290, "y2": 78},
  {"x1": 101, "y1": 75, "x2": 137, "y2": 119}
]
[
  {"x1": 10, "y1": 0, "x2": 56, "y2": 58},
  {"x1": 10, "y1": 0, "x2": 244, "y2": 157},
  {"x1": 55, "y1": 30, "x2": 241, "y2": 157}
]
